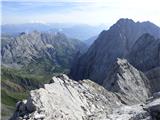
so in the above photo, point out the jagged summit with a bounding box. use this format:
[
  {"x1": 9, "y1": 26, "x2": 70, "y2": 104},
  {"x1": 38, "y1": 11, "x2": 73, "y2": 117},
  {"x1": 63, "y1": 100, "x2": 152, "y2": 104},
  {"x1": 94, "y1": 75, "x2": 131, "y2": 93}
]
[
  {"x1": 116, "y1": 58, "x2": 128, "y2": 66},
  {"x1": 112, "y1": 18, "x2": 135, "y2": 27}
]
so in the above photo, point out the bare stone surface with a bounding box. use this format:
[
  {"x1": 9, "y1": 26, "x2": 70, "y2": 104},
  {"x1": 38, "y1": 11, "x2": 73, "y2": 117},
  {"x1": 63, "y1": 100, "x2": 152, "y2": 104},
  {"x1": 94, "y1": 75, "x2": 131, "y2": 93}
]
[
  {"x1": 10, "y1": 74, "x2": 122, "y2": 120},
  {"x1": 103, "y1": 58, "x2": 151, "y2": 105}
]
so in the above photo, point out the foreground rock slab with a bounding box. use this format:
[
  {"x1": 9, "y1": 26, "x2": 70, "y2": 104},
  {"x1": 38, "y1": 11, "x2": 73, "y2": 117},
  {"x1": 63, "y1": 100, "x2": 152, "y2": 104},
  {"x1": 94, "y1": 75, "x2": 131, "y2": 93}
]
[{"x1": 10, "y1": 74, "x2": 122, "y2": 120}]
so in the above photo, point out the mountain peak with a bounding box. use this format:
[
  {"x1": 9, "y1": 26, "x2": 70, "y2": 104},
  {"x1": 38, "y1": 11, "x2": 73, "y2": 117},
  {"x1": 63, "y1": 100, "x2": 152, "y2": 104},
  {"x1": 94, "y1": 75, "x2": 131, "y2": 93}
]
[{"x1": 116, "y1": 18, "x2": 135, "y2": 24}]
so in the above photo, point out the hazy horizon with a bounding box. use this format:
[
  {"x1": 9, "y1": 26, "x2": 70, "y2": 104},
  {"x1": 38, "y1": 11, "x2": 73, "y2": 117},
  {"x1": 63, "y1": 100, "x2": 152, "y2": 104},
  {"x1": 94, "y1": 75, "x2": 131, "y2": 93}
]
[{"x1": 1, "y1": 0, "x2": 160, "y2": 27}]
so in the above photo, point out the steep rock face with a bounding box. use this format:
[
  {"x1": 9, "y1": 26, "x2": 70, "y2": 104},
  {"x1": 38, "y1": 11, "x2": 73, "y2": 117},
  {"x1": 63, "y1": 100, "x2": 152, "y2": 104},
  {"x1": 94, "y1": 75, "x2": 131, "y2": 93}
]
[
  {"x1": 145, "y1": 67, "x2": 160, "y2": 93},
  {"x1": 128, "y1": 33, "x2": 160, "y2": 93},
  {"x1": 10, "y1": 74, "x2": 122, "y2": 120},
  {"x1": 1, "y1": 31, "x2": 86, "y2": 72},
  {"x1": 70, "y1": 18, "x2": 160, "y2": 84},
  {"x1": 103, "y1": 58, "x2": 151, "y2": 104},
  {"x1": 128, "y1": 33, "x2": 160, "y2": 72}
]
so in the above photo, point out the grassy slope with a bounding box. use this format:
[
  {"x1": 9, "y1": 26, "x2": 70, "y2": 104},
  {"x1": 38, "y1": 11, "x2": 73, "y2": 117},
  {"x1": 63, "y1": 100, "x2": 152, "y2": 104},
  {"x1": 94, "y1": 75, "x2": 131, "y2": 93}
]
[{"x1": 1, "y1": 66, "x2": 56, "y2": 120}]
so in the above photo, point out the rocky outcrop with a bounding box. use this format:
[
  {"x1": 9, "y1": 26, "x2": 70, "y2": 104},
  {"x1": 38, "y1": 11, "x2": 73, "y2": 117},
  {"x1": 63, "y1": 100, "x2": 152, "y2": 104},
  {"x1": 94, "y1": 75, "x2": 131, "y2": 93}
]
[
  {"x1": 10, "y1": 74, "x2": 160, "y2": 120},
  {"x1": 103, "y1": 58, "x2": 151, "y2": 104},
  {"x1": 70, "y1": 18, "x2": 160, "y2": 84},
  {"x1": 10, "y1": 74, "x2": 122, "y2": 120},
  {"x1": 145, "y1": 92, "x2": 160, "y2": 120},
  {"x1": 107, "y1": 92, "x2": 160, "y2": 120}
]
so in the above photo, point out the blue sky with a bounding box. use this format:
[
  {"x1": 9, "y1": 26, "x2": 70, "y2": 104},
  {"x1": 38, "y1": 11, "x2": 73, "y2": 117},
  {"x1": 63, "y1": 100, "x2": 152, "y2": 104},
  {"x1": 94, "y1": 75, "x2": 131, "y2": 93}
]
[{"x1": 2, "y1": 0, "x2": 160, "y2": 26}]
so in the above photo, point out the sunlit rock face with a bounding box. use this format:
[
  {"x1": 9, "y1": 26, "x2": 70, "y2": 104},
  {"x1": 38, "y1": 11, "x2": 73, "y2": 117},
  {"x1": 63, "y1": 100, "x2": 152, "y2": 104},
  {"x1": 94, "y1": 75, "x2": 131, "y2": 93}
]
[{"x1": 10, "y1": 74, "x2": 122, "y2": 120}]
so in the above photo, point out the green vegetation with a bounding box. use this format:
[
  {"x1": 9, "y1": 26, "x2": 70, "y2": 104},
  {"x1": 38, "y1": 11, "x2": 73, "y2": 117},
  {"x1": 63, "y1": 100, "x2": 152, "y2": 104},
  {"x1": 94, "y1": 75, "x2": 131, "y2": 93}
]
[
  {"x1": 1, "y1": 104, "x2": 15, "y2": 120},
  {"x1": 1, "y1": 66, "x2": 58, "y2": 119},
  {"x1": 1, "y1": 89, "x2": 28, "y2": 107},
  {"x1": 2, "y1": 66, "x2": 52, "y2": 84}
]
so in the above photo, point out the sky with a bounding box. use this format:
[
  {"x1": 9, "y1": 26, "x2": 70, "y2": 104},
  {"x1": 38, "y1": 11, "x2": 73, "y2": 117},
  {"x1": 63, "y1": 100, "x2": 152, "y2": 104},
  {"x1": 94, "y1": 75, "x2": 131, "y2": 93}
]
[{"x1": 1, "y1": 0, "x2": 160, "y2": 26}]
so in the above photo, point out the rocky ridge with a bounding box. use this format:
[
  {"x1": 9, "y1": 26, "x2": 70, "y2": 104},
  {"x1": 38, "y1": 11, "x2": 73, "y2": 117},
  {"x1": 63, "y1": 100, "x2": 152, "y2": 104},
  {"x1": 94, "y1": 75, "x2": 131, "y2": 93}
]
[
  {"x1": 10, "y1": 74, "x2": 122, "y2": 120},
  {"x1": 10, "y1": 74, "x2": 160, "y2": 120}
]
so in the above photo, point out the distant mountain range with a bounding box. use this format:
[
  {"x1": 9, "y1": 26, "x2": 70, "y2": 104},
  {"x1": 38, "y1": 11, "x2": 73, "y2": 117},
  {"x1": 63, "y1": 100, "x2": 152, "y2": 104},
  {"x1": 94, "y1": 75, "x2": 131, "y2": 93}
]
[
  {"x1": 2, "y1": 31, "x2": 87, "y2": 74},
  {"x1": 1, "y1": 23, "x2": 106, "y2": 41}
]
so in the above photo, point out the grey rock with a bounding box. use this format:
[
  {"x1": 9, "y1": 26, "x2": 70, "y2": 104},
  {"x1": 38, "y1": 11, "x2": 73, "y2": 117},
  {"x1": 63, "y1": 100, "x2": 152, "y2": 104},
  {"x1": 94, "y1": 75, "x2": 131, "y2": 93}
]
[
  {"x1": 145, "y1": 92, "x2": 160, "y2": 120},
  {"x1": 128, "y1": 33, "x2": 160, "y2": 72},
  {"x1": 10, "y1": 74, "x2": 122, "y2": 120},
  {"x1": 107, "y1": 104, "x2": 151, "y2": 120},
  {"x1": 145, "y1": 67, "x2": 160, "y2": 93},
  {"x1": 107, "y1": 92, "x2": 160, "y2": 120},
  {"x1": 103, "y1": 58, "x2": 151, "y2": 104},
  {"x1": 128, "y1": 33, "x2": 160, "y2": 93},
  {"x1": 10, "y1": 74, "x2": 160, "y2": 120}
]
